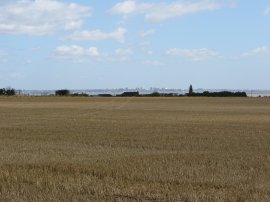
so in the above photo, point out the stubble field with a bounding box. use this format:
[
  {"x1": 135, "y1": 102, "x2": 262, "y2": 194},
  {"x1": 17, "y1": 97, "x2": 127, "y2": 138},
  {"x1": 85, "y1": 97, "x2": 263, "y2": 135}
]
[{"x1": 0, "y1": 96, "x2": 269, "y2": 201}]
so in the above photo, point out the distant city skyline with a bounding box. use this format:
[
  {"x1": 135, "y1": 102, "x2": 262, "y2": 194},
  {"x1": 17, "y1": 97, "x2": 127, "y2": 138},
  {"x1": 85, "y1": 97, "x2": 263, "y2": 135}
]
[{"x1": 0, "y1": 0, "x2": 270, "y2": 90}]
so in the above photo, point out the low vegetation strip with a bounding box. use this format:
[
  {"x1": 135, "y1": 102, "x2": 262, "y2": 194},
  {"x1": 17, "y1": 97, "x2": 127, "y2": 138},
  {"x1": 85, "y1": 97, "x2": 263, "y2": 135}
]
[
  {"x1": 0, "y1": 88, "x2": 16, "y2": 96},
  {"x1": 0, "y1": 85, "x2": 248, "y2": 97},
  {"x1": 0, "y1": 97, "x2": 269, "y2": 201}
]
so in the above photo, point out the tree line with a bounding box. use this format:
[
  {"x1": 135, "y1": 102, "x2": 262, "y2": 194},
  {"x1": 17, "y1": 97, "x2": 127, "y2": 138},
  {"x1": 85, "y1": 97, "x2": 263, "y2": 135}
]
[
  {"x1": 0, "y1": 86, "x2": 248, "y2": 97},
  {"x1": 40, "y1": 87, "x2": 249, "y2": 97},
  {"x1": 55, "y1": 89, "x2": 88, "y2": 97},
  {"x1": 186, "y1": 85, "x2": 247, "y2": 97},
  {"x1": 0, "y1": 88, "x2": 16, "y2": 96}
]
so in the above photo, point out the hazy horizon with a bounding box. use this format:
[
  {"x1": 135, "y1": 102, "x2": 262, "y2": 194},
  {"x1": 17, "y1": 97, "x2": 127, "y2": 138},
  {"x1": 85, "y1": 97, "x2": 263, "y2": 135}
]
[
  {"x1": 11, "y1": 87, "x2": 270, "y2": 91},
  {"x1": 0, "y1": 0, "x2": 270, "y2": 90}
]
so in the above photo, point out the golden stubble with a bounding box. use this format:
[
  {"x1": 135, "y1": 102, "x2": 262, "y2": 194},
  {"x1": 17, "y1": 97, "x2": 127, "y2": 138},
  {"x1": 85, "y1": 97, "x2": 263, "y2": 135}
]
[{"x1": 0, "y1": 97, "x2": 269, "y2": 201}]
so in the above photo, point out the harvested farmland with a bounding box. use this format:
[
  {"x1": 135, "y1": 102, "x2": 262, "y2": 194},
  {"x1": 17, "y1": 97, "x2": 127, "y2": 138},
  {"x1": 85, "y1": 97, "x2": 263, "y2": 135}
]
[{"x1": 0, "y1": 97, "x2": 269, "y2": 201}]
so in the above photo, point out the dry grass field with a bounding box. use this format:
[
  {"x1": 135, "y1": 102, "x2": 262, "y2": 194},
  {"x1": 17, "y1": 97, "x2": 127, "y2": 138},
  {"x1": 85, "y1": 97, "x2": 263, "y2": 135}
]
[{"x1": 0, "y1": 96, "x2": 269, "y2": 201}]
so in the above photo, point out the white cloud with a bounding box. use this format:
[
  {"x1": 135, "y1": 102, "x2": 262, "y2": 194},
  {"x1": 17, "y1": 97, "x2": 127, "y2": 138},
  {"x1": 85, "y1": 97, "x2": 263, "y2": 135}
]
[
  {"x1": 111, "y1": 0, "x2": 137, "y2": 15},
  {"x1": 146, "y1": 1, "x2": 221, "y2": 23},
  {"x1": 140, "y1": 29, "x2": 156, "y2": 38},
  {"x1": 166, "y1": 48, "x2": 220, "y2": 61},
  {"x1": 0, "y1": 50, "x2": 8, "y2": 56},
  {"x1": 142, "y1": 60, "x2": 163, "y2": 66},
  {"x1": 110, "y1": 0, "x2": 222, "y2": 23},
  {"x1": 0, "y1": 0, "x2": 91, "y2": 35},
  {"x1": 139, "y1": 41, "x2": 151, "y2": 47},
  {"x1": 264, "y1": 6, "x2": 270, "y2": 15},
  {"x1": 63, "y1": 27, "x2": 127, "y2": 43},
  {"x1": 54, "y1": 45, "x2": 99, "y2": 58},
  {"x1": 53, "y1": 45, "x2": 134, "y2": 63},
  {"x1": 115, "y1": 48, "x2": 133, "y2": 56},
  {"x1": 111, "y1": 0, "x2": 151, "y2": 15},
  {"x1": 0, "y1": 59, "x2": 8, "y2": 64},
  {"x1": 146, "y1": 50, "x2": 153, "y2": 55},
  {"x1": 112, "y1": 48, "x2": 133, "y2": 61},
  {"x1": 242, "y1": 47, "x2": 270, "y2": 57},
  {"x1": 93, "y1": 47, "x2": 134, "y2": 63},
  {"x1": 24, "y1": 59, "x2": 32, "y2": 65}
]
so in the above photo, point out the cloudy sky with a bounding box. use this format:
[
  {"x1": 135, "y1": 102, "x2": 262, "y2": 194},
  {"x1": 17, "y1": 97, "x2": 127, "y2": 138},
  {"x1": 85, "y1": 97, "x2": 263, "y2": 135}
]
[{"x1": 0, "y1": 0, "x2": 269, "y2": 90}]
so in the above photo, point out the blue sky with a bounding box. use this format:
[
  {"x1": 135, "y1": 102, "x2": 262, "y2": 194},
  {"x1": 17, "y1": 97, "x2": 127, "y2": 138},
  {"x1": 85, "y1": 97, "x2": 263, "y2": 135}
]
[{"x1": 0, "y1": 0, "x2": 270, "y2": 90}]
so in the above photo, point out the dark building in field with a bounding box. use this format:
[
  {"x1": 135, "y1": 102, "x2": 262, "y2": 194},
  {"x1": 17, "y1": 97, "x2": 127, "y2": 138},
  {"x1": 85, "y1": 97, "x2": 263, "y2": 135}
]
[
  {"x1": 98, "y1": 94, "x2": 113, "y2": 97},
  {"x1": 120, "y1": 91, "x2": 139, "y2": 97}
]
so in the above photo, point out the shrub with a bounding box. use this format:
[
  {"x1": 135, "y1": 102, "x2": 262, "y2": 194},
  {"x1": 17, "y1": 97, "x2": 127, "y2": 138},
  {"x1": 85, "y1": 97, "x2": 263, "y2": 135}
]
[
  {"x1": 55, "y1": 89, "x2": 70, "y2": 96},
  {"x1": 0, "y1": 88, "x2": 16, "y2": 96}
]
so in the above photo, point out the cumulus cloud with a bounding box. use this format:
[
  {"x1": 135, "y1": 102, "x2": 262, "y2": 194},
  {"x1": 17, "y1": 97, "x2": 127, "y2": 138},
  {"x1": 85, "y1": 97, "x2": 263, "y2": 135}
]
[
  {"x1": 140, "y1": 29, "x2": 156, "y2": 38},
  {"x1": 115, "y1": 48, "x2": 133, "y2": 56},
  {"x1": 112, "y1": 48, "x2": 133, "y2": 61},
  {"x1": 111, "y1": 0, "x2": 151, "y2": 15},
  {"x1": 63, "y1": 28, "x2": 127, "y2": 43},
  {"x1": 242, "y1": 47, "x2": 270, "y2": 57},
  {"x1": 166, "y1": 48, "x2": 220, "y2": 61},
  {"x1": 146, "y1": 50, "x2": 153, "y2": 55},
  {"x1": 110, "y1": 0, "x2": 222, "y2": 22},
  {"x1": 54, "y1": 45, "x2": 99, "y2": 58},
  {"x1": 53, "y1": 45, "x2": 135, "y2": 63},
  {"x1": 264, "y1": 6, "x2": 270, "y2": 15},
  {"x1": 0, "y1": 0, "x2": 91, "y2": 35},
  {"x1": 142, "y1": 60, "x2": 163, "y2": 66}
]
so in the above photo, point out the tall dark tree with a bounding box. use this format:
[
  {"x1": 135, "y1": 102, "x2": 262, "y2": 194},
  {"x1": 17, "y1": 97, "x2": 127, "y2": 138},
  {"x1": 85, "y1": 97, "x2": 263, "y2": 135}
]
[
  {"x1": 0, "y1": 88, "x2": 4, "y2": 95},
  {"x1": 188, "y1": 85, "x2": 193, "y2": 95}
]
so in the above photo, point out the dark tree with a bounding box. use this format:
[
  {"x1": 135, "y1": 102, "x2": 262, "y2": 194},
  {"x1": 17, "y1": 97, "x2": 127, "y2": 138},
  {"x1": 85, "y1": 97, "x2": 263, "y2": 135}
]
[
  {"x1": 98, "y1": 94, "x2": 112, "y2": 97},
  {"x1": 0, "y1": 87, "x2": 16, "y2": 96},
  {"x1": 55, "y1": 89, "x2": 70, "y2": 96},
  {"x1": 72, "y1": 93, "x2": 89, "y2": 97},
  {"x1": 188, "y1": 85, "x2": 193, "y2": 95},
  {"x1": 189, "y1": 91, "x2": 247, "y2": 97},
  {"x1": 5, "y1": 88, "x2": 15, "y2": 96},
  {"x1": 0, "y1": 88, "x2": 4, "y2": 95},
  {"x1": 150, "y1": 92, "x2": 160, "y2": 97}
]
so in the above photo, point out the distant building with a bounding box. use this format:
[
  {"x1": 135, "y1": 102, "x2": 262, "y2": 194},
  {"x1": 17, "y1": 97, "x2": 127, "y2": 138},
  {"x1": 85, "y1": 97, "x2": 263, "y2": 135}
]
[
  {"x1": 120, "y1": 91, "x2": 139, "y2": 97},
  {"x1": 98, "y1": 94, "x2": 112, "y2": 97}
]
